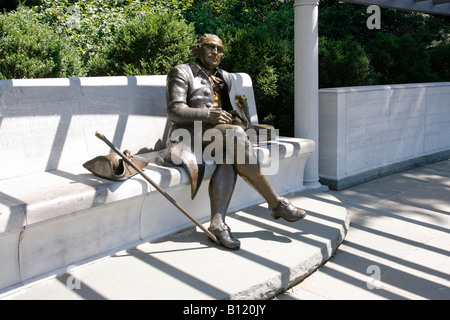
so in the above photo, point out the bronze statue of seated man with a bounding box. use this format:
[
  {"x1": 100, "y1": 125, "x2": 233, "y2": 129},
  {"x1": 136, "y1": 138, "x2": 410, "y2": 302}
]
[{"x1": 162, "y1": 34, "x2": 306, "y2": 249}]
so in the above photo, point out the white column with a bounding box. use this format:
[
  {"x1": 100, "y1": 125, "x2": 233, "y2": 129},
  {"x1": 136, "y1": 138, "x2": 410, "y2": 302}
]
[{"x1": 294, "y1": 0, "x2": 321, "y2": 189}]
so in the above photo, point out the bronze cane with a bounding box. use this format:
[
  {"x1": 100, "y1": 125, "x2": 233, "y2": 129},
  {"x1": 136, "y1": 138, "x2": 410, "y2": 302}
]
[{"x1": 95, "y1": 131, "x2": 219, "y2": 245}]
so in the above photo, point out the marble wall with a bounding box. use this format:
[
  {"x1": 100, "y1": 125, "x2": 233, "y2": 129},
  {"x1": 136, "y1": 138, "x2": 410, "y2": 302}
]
[{"x1": 319, "y1": 83, "x2": 450, "y2": 189}]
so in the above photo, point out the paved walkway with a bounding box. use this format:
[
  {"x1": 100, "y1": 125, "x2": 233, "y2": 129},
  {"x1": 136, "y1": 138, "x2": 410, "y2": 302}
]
[
  {"x1": 277, "y1": 159, "x2": 450, "y2": 300},
  {"x1": 1, "y1": 159, "x2": 449, "y2": 300}
]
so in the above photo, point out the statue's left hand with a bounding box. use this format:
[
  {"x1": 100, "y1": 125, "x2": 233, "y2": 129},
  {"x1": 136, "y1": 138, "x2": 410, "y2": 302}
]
[{"x1": 207, "y1": 108, "x2": 232, "y2": 124}]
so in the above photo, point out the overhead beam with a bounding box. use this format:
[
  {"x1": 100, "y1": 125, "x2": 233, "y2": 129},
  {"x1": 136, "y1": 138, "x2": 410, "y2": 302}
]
[
  {"x1": 343, "y1": 0, "x2": 450, "y2": 15},
  {"x1": 434, "y1": 0, "x2": 450, "y2": 5}
]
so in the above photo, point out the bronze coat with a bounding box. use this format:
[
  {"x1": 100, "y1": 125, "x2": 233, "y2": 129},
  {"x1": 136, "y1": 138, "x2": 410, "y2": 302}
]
[{"x1": 165, "y1": 62, "x2": 233, "y2": 199}]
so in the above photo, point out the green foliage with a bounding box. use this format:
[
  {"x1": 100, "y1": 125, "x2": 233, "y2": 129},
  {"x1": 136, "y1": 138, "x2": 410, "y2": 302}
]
[
  {"x1": 0, "y1": 0, "x2": 41, "y2": 11},
  {"x1": 181, "y1": 0, "x2": 297, "y2": 134},
  {"x1": 184, "y1": 0, "x2": 293, "y2": 38},
  {"x1": 0, "y1": 8, "x2": 85, "y2": 79},
  {"x1": 379, "y1": 8, "x2": 449, "y2": 46},
  {"x1": 366, "y1": 33, "x2": 439, "y2": 84},
  {"x1": 319, "y1": 0, "x2": 449, "y2": 85},
  {"x1": 31, "y1": 0, "x2": 193, "y2": 67},
  {"x1": 319, "y1": 0, "x2": 450, "y2": 47},
  {"x1": 319, "y1": 37, "x2": 380, "y2": 88},
  {"x1": 0, "y1": 0, "x2": 20, "y2": 12},
  {"x1": 183, "y1": 0, "x2": 227, "y2": 35},
  {"x1": 218, "y1": 25, "x2": 295, "y2": 136},
  {"x1": 89, "y1": 10, "x2": 196, "y2": 76},
  {"x1": 319, "y1": 0, "x2": 368, "y2": 41},
  {"x1": 0, "y1": 0, "x2": 448, "y2": 134},
  {"x1": 429, "y1": 41, "x2": 450, "y2": 81}
]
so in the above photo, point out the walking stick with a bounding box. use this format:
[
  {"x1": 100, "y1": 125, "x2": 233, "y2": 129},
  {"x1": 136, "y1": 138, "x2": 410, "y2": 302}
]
[{"x1": 95, "y1": 131, "x2": 218, "y2": 245}]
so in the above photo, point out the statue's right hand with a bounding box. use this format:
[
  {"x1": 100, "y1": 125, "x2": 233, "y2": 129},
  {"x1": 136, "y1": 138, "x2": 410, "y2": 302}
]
[{"x1": 207, "y1": 108, "x2": 232, "y2": 124}]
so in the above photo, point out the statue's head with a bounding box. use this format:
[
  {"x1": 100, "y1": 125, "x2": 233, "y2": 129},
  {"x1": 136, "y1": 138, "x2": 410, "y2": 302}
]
[{"x1": 192, "y1": 34, "x2": 224, "y2": 71}]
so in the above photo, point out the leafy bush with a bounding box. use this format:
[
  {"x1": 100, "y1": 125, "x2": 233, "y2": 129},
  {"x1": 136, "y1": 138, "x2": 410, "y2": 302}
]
[
  {"x1": 32, "y1": 0, "x2": 129, "y2": 64},
  {"x1": 0, "y1": 9, "x2": 85, "y2": 79},
  {"x1": 319, "y1": 37, "x2": 379, "y2": 88},
  {"x1": 218, "y1": 25, "x2": 295, "y2": 136},
  {"x1": 185, "y1": 0, "x2": 294, "y2": 38},
  {"x1": 366, "y1": 33, "x2": 438, "y2": 84},
  {"x1": 183, "y1": 0, "x2": 227, "y2": 36},
  {"x1": 1, "y1": 0, "x2": 448, "y2": 134},
  {"x1": 88, "y1": 10, "x2": 196, "y2": 76},
  {"x1": 429, "y1": 41, "x2": 450, "y2": 81},
  {"x1": 319, "y1": 0, "x2": 368, "y2": 41},
  {"x1": 31, "y1": 0, "x2": 194, "y2": 69}
]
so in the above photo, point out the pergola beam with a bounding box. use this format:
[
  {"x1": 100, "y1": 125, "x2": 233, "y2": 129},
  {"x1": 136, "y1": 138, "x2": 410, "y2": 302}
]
[
  {"x1": 343, "y1": 0, "x2": 450, "y2": 15},
  {"x1": 433, "y1": 0, "x2": 450, "y2": 5}
]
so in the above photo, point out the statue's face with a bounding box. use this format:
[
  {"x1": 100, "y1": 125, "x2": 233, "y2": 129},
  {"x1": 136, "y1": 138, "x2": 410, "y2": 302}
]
[{"x1": 197, "y1": 35, "x2": 224, "y2": 71}]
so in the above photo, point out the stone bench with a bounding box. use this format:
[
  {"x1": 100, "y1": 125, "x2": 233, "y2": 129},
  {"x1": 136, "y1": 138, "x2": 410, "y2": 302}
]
[{"x1": 0, "y1": 73, "x2": 316, "y2": 292}]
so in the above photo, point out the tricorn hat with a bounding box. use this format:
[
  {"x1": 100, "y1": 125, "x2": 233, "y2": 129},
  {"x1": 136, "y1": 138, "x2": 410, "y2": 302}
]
[{"x1": 83, "y1": 150, "x2": 150, "y2": 181}]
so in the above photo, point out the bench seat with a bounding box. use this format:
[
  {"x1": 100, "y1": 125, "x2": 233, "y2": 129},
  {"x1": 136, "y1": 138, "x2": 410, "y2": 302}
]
[{"x1": 0, "y1": 73, "x2": 315, "y2": 292}]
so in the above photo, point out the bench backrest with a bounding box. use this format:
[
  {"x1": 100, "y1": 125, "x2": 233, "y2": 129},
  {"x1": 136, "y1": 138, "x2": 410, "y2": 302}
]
[{"x1": 0, "y1": 73, "x2": 257, "y2": 180}]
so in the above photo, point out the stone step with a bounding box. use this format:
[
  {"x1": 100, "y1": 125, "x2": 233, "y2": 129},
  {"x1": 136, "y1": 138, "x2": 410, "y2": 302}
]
[{"x1": 1, "y1": 189, "x2": 348, "y2": 300}]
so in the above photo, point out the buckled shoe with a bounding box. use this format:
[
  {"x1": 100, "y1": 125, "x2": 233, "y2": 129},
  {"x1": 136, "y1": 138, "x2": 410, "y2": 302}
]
[
  {"x1": 269, "y1": 197, "x2": 307, "y2": 222},
  {"x1": 208, "y1": 223, "x2": 240, "y2": 250}
]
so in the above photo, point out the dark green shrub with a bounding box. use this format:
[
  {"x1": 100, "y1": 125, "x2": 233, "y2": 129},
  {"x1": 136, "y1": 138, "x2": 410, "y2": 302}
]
[
  {"x1": 319, "y1": 0, "x2": 368, "y2": 41},
  {"x1": 30, "y1": 0, "x2": 194, "y2": 69},
  {"x1": 429, "y1": 41, "x2": 450, "y2": 81},
  {"x1": 185, "y1": 0, "x2": 294, "y2": 39},
  {"x1": 88, "y1": 10, "x2": 196, "y2": 76},
  {"x1": 366, "y1": 33, "x2": 438, "y2": 84},
  {"x1": 319, "y1": 37, "x2": 380, "y2": 88},
  {"x1": 0, "y1": 9, "x2": 85, "y2": 79},
  {"x1": 0, "y1": 0, "x2": 41, "y2": 12},
  {"x1": 0, "y1": 0, "x2": 20, "y2": 12},
  {"x1": 218, "y1": 25, "x2": 295, "y2": 136},
  {"x1": 183, "y1": 0, "x2": 227, "y2": 36}
]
